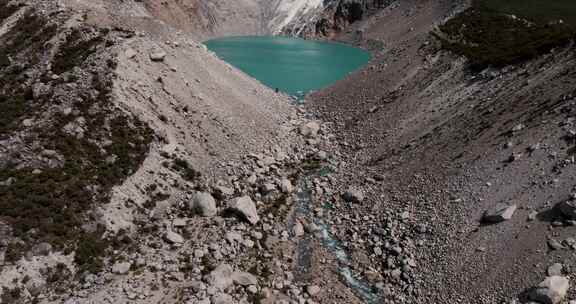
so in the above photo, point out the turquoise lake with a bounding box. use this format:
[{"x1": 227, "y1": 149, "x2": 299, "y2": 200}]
[{"x1": 204, "y1": 36, "x2": 371, "y2": 99}]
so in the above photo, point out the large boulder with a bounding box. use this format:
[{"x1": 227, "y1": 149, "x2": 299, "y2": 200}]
[
  {"x1": 149, "y1": 50, "x2": 167, "y2": 62},
  {"x1": 232, "y1": 271, "x2": 258, "y2": 286},
  {"x1": 227, "y1": 196, "x2": 260, "y2": 225},
  {"x1": 558, "y1": 199, "x2": 576, "y2": 219},
  {"x1": 529, "y1": 276, "x2": 569, "y2": 304},
  {"x1": 299, "y1": 121, "x2": 321, "y2": 138},
  {"x1": 112, "y1": 262, "x2": 132, "y2": 275},
  {"x1": 165, "y1": 230, "x2": 184, "y2": 244},
  {"x1": 206, "y1": 264, "x2": 234, "y2": 290},
  {"x1": 482, "y1": 203, "x2": 517, "y2": 223},
  {"x1": 189, "y1": 192, "x2": 218, "y2": 217}
]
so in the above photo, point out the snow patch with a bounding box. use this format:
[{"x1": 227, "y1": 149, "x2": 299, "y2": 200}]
[{"x1": 269, "y1": 0, "x2": 324, "y2": 34}]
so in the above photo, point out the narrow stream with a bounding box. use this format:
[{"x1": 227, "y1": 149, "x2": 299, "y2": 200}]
[{"x1": 293, "y1": 167, "x2": 381, "y2": 304}]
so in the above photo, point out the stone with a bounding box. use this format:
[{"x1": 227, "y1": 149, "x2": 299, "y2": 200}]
[
  {"x1": 165, "y1": 230, "x2": 184, "y2": 244},
  {"x1": 125, "y1": 48, "x2": 137, "y2": 59},
  {"x1": 225, "y1": 231, "x2": 243, "y2": 244},
  {"x1": 316, "y1": 151, "x2": 328, "y2": 160},
  {"x1": 512, "y1": 123, "x2": 525, "y2": 132},
  {"x1": 232, "y1": 271, "x2": 258, "y2": 286},
  {"x1": 558, "y1": 200, "x2": 576, "y2": 219},
  {"x1": 260, "y1": 183, "x2": 276, "y2": 194},
  {"x1": 189, "y1": 192, "x2": 218, "y2": 217},
  {"x1": 293, "y1": 221, "x2": 305, "y2": 237},
  {"x1": 529, "y1": 276, "x2": 569, "y2": 304},
  {"x1": 112, "y1": 262, "x2": 131, "y2": 275},
  {"x1": 548, "y1": 263, "x2": 563, "y2": 276},
  {"x1": 227, "y1": 196, "x2": 259, "y2": 225},
  {"x1": 342, "y1": 187, "x2": 364, "y2": 203},
  {"x1": 247, "y1": 285, "x2": 258, "y2": 294},
  {"x1": 306, "y1": 285, "x2": 321, "y2": 296},
  {"x1": 548, "y1": 239, "x2": 565, "y2": 250},
  {"x1": 482, "y1": 203, "x2": 517, "y2": 223},
  {"x1": 214, "y1": 185, "x2": 235, "y2": 198},
  {"x1": 149, "y1": 50, "x2": 167, "y2": 62},
  {"x1": 206, "y1": 264, "x2": 234, "y2": 290},
  {"x1": 280, "y1": 178, "x2": 294, "y2": 193},
  {"x1": 173, "y1": 218, "x2": 187, "y2": 227},
  {"x1": 299, "y1": 121, "x2": 321, "y2": 138}
]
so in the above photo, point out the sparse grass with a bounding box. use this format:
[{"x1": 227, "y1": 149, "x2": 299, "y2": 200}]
[
  {"x1": 0, "y1": 0, "x2": 22, "y2": 24},
  {"x1": 0, "y1": 94, "x2": 27, "y2": 135},
  {"x1": 0, "y1": 50, "x2": 9, "y2": 67},
  {"x1": 436, "y1": 3, "x2": 575, "y2": 68},
  {"x1": 172, "y1": 158, "x2": 202, "y2": 182},
  {"x1": 74, "y1": 233, "x2": 108, "y2": 273},
  {"x1": 52, "y1": 28, "x2": 105, "y2": 75},
  {"x1": 1, "y1": 9, "x2": 58, "y2": 64},
  {"x1": 476, "y1": 0, "x2": 576, "y2": 25}
]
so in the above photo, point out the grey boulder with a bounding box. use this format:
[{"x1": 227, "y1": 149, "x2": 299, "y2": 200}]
[
  {"x1": 482, "y1": 203, "x2": 517, "y2": 223},
  {"x1": 529, "y1": 276, "x2": 569, "y2": 304},
  {"x1": 189, "y1": 192, "x2": 218, "y2": 217},
  {"x1": 227, "y1": 196, "x2": 259, "y2": 225}
]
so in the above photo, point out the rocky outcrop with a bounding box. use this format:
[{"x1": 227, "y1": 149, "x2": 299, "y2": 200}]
[{"x1": 278, "y1": 0, "x2": 394, "y2": 38}]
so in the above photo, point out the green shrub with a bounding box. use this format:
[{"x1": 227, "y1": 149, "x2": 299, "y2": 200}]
[
  {"x1": 436, "y1": 5, "x2": 575, "y2": 68},
  {"x1": 172, "y1": 158, "x2": 202, "y2": 181},
  {"x1": 52, "y1": 28, "x2": 105, "y2": 75},
  {"x1": 74, "y1": 233, "x2": 108, "y2": 273}
]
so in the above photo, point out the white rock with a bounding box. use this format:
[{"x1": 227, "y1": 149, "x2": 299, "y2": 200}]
[
  {"x1": 125, "y1": 48, "x2": 137, "y2": 59},
  {"x1": 530, "y1": 276, "x2": 569, "y2": 304},
  {"x1": 482, "y1": 203, "x2": 517, "y2": 223},
  {"x1": 306, "y1": 285, "x2": 321, "y2": 296},
  {"x1": 112, "y1": 262, "x2": 131, "y2": 275},
  {"x1": 232, "y1": 271, "x2": 258, "y2": 286},
  {"x1": 293, "y1": 221, "x2": 305, "y2": 237},
  {"x1": 165, "y1": 230, "x2": 184, "y2": 244},
  {"x1": 225, "y1": 231, "x2": 243, "y2": 244},
  {"x1": 227, "y1": 196, "x2": 260, "y2": 225},
  {"x1": 280, "y1": 178, "x2": 294, "y2": 193},
  {"x1": 189, "y1": 192, "x2": 218, "y2": 217},
  {"x1": 149, "y1": 50, "x2": 167, "y2": 62},
  {"x1": 173, "y1": 218, "x2": 187, "y2": 227},
  {"x1": 299, "y1": 121, "x2": 321, "y2": 138},
  {"x1": 206, "y1": 264, "x2": 234, "y2": 290},
  {"x1": 548, "y1": 263, "x2": 563, "y2": 276}
]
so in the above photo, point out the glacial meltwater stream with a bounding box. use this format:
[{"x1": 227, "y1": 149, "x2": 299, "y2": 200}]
[
  {"x1": 204, "y1": 36, "x2": 370, "y2": 99},
  {"x1": 206, "y1": 36, "x2": 376, "y2": 301}
]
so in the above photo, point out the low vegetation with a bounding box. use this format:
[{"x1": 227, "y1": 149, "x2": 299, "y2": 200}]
[
  {"x1": 435, "y1": 1, "x2": 575, "y2": 68},
  {"x1": 0, "y1": 8, "x2": 154, "y2": 272}
]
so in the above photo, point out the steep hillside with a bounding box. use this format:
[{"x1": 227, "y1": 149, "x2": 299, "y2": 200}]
[
  {"x1": 308, "y1": 0, "x2": 576, "y2": 303},
  {"x1": 0, "y1": 0, "x2": 318, "y2": 302},
  {"x1": 276, "y1": 0, "x2": 394, "y2": 38}
]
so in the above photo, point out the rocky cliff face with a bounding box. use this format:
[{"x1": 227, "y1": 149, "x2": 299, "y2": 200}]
[{"x1": 277, "y1": 0, "x2": 394, "y2": 38}]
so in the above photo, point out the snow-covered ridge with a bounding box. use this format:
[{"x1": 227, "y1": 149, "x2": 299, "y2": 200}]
[{"x1": 268, "y1": 0, "x2": 324, "y2": 34}]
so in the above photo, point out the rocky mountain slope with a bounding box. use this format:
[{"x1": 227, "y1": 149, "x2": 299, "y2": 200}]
[
  {"x1": 308, "y1": 0, "x2": 576, "y2": 303},
  {"x1": 0, "y1": 0, "x2": 306, "y2": 302},
  {"x1": 2, "y1": 0, "x2": 576, "y2": 303}
]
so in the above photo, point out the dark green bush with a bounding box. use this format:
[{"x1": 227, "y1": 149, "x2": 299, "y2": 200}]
[
  {"x1": 74, "y1": 233, "x2": 108, "y2": 273},
  {"x1": 436, "y1": 5, "x2": 575, "y2": 68}
]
